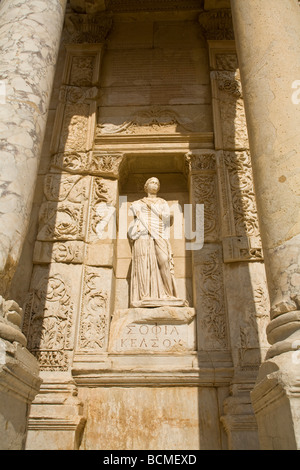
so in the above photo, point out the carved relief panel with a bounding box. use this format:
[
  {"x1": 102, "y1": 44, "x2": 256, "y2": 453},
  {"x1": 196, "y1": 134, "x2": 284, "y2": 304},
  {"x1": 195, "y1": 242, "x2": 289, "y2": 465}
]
[{"x1": 23, "y1": 264, "x2": 82, "y2": 371}]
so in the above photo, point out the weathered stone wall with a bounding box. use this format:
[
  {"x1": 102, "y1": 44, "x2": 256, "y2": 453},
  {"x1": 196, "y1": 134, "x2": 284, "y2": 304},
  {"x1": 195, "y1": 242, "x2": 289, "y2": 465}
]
[{"x1": 8, "y1": 4, "x2": 270, "y2": 450}]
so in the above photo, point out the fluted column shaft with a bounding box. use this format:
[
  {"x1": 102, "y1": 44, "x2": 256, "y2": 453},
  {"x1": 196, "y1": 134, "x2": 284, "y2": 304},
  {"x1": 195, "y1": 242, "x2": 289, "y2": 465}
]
[
  {"x1": 0, "y1": 0, "x2": 67, "y2": 297},
  {"x1": 230, "y1": 0, "x2": 300, "y2": 358}
]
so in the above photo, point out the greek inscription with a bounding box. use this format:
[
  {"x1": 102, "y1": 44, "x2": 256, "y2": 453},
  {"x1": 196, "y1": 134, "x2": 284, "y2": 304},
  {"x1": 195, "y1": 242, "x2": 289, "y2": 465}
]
[{"x1": 118, "y1": 323, "x2": 186, "y2": 351}]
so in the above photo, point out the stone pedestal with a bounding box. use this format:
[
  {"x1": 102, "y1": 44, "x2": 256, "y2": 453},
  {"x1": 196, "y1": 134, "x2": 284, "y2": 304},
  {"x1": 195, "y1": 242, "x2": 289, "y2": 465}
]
[
  {"x1": 25, "y1": 377, "x2": 86, "y2": 450},
  {"x1": 108, "y1": 306, "x2": 196, "y2": 354},
  {"x1": 231, "y1": 0, "x2": 300, "y2": 449},
  {"x1": 251, "y1": 352, "x2": 300, "y2": 449}
]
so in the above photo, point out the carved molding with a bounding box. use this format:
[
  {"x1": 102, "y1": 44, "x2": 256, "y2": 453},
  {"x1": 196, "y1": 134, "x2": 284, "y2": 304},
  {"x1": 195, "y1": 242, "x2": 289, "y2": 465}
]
[
  {"x1": 64, "y1": 12, "x2": 113, "y2": 44},
  {"x1": 211, "y1": 70, "x2": 242, "y2": 98},
  {"x1": 191, "y1": 173, "x2": 219, "y2": 243},
  {"x1": 37, "y1": 173, "x2": 90, "y2": 242},
  {"x1": 185, "y1": 151, "x2": 216, "y2": 175},
  {"x1": 97, "y1": 106, "x2": 197, "y2": 137},
  {"x1": 51, "y1": 151, "x2": 124, "y2": 178},
  {"x1": 222, "y1": 236, "x2": 263, "y2": 263},
  {"x1": 199, "y1": 9, "x2": 234, "y2": 40}
]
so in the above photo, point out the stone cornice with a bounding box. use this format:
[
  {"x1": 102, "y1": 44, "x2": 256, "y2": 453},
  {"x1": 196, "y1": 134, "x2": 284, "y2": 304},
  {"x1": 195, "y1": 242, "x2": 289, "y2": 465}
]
[{"x1": 70, "y1": 0, "x2": 204, "y2": 13}]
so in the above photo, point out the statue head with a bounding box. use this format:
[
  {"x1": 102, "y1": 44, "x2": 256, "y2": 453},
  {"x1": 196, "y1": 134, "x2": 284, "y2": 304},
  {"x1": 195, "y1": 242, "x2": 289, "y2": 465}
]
[{"x1": 144, "y1": 177, "x2": 160, "y2": 195}]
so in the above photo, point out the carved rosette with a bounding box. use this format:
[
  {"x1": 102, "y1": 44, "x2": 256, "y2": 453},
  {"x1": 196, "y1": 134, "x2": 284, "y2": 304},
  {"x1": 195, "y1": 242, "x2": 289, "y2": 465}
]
[{"x1": 37, "y1": 173, "x2": 89, "y2": 242}]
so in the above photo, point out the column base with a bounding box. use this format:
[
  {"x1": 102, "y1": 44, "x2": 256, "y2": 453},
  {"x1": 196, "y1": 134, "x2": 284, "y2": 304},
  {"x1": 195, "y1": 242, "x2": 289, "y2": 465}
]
[
  {"x1": 251, "y1": 351, "x2": 300, "y2": 449},
  {"x1": 0, "y1": 339, "x2": 41, "y2": 450},
  {"x1": 221, "y1": 385, "x2": 260, "y2": 450},
  {"x1": 25, "y1": 377, "x2": 86, "y2": 450}
]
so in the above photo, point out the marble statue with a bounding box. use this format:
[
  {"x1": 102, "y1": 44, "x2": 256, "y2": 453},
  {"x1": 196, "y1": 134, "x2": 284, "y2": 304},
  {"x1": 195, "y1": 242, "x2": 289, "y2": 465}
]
[{"x1": 128, "y1": 177, "x2": 186, "y2": 307}]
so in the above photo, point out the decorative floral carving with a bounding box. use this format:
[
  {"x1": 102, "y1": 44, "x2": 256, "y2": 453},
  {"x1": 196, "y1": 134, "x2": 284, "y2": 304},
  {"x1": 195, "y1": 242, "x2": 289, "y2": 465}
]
[
  {"x1": 210, "y1": 62, "x2": 249, "y2": 149},
  {"x1": 23, "y1": 274, "x2": 74, "y2": 371},
  {"x1": 59, "y1": 85, "x2": 99, "y2": 103},
  {"x1": 37, "y1": 201, "x2": 86, "y2": 241},
  {"x1": 70, "y1": 56, "x2": 95, "y2": 86},
  {"x1": 51, "y1": 152, "x2": 124, "y2": 177},
  {"x1": 59, "y1": 103, "x2": 90, "y2": 152},
  {"x1": 65, "y1": 13, "x2": 113, "y2": 44},
  {"x1": 52, "y1": 151, "x2": 91, "y2": 173},
  {"x1": 211, "y1": 70, "x2": 242, "y2": 98},
  {"x1": 185, "y1": 152, "x2": 216, "y2": 173},
  {"x1": 33, "y1": 241, "x2": 85, "y2": 265},
  {"x1": 98, "y1": 106, "x2": 196, "y2": 135},
  {"x1": 199, "y1": 9, "x2": 234, "y2": 41},
  {"x1": 43, "y1": 173, "x2": 88, "y2": 203},
  {"x1": 215, "y1": 53, "x2": 238, "y2": 72},
  {"x1": 90, "y1": 153, "x2": 124, "y2": 176},
  {"x1": 224, "y1": 151, "x2": 260, "y2": 238},
  {"x1": 192, "y1": 174, "x2": 219, "y2": 242},
  {"x1": 78, "y1": 268, "x2": 109, "y2": 350},
  {"x1": 89, "y1": 177, "x2": 115, "y2": 241},
  {"x1": 195, "y1": 249, "x2": 227, "y2": 349}
]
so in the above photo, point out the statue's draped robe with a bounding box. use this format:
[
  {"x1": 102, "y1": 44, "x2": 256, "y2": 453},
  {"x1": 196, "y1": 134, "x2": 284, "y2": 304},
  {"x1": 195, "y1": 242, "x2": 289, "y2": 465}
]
[{"x1": 128, "y1": 197, "x2": 178, "y2": 307}]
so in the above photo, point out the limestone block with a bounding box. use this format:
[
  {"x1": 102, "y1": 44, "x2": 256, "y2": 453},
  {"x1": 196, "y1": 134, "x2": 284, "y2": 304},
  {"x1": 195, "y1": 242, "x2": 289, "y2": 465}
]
[
  {"x1": 85, "y1": 242, "x2": 114, "y2": 267},
  {"x1": 108, "y1": 306, "x2": 196, "y2": 353},
  {"x1": 101, "y1": 47, "x2": 210, "y2": 89},
  {"x1": 26, "y1": 379, "x2": 85, "y2": 450},
  {"x1": 114, "y1": 279, "x2": 130, "y2": 310},
  {"x1": 106, "y1": 20, "x2": 154, "y2": 50},
  {"x1": 78, "y1": 386, "x2": 202, "y2": 450}
]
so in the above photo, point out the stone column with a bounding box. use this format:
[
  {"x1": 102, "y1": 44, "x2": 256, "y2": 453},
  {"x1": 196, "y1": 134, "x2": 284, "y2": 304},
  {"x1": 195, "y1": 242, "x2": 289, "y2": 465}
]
[
  {"x1": 0, "y1": 0, "x2": 67, "y2": 449},
  {"x1": 0, "y1": 0, "x2": 67, "y2": 297},
  {"x1": 230, "y1": 0, "x2": 300, "y2": 449}
]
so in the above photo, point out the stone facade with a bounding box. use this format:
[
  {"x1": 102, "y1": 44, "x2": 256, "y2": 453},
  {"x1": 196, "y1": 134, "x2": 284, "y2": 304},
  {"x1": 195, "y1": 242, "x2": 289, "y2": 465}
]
[{"x1": 0, "y1": 0, "x2": 299, "y2": 450}]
